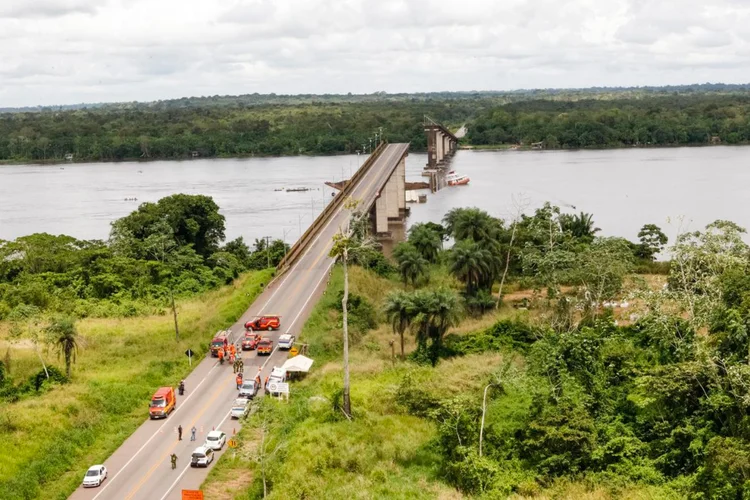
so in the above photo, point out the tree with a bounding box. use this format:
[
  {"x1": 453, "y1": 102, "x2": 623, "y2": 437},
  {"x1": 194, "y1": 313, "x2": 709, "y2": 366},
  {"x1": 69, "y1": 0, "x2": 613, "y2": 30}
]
[
  {"x1": 110, "y1": 194, "x2": 225, "y2": 259},
  {"x1": 144, "y1": 221, "x2": 181, "y2": 341},
  {"x1": 574, "y1": 237, "x2": 635, "y2": 315},
  {"x1": 7, "y1": 304, "x2": 49, "y2": 379},
  {"x1": 637, "y1": 224, "x2": 668, "y2": 261},
  {"x1": 393, "y1": 242, "x2": 429, "y2": 287},
  {"x1": 329, "y1": 197, "x2": 372, "y2": 419},
  {"x1": 560, "y1": 211, "x2": 600, "y2": 241},
  {"x1": 384, "y1": 291, "x2": 414, "y2": 359},
  {"x1": 46, "y1": 317, "x2": 79, "y2": 378},
  {"x1": 450, "y1": 240, "x2": 492, "y2": 295},
  {"x1": 443, "y1": 207, "x2": 497, "y2": 242},
  {"x1": 408, "y1": 289, "x2": 462, "y2": 365},
  {"x1": 407, "y1": 224, "x2": 442, "y2": 263}
]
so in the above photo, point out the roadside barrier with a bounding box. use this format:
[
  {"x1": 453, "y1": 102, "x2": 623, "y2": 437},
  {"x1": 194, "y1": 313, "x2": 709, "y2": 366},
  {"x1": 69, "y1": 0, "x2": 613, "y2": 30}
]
[{"x1": 276, "y1": 141, "x2": 389, "y2": 271}]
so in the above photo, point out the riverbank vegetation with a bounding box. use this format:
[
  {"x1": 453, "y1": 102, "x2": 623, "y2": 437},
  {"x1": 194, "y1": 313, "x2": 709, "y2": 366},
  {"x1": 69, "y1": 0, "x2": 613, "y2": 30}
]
[
  {"x1": 3, "y1": 86, "x2": 750, "y2": 163},
  {"x1": 0, "y1": 194, "x2": 287, "y2": 321},
  {"x1": 203, "y1": 204, "x2": 750, "y2": 499}
]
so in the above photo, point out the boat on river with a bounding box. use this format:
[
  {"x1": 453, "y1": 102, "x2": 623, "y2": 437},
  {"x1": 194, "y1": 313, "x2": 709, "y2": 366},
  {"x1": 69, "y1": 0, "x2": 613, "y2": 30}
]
[{"x1": 446, "y1": 171, "x2": 470, "y2": 186}]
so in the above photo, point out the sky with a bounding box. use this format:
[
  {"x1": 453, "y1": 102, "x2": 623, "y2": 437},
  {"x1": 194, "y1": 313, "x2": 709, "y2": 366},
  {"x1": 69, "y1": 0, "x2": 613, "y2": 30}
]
[{"x1": 1, "y1": 0, "x2": 750, "y2": 107}]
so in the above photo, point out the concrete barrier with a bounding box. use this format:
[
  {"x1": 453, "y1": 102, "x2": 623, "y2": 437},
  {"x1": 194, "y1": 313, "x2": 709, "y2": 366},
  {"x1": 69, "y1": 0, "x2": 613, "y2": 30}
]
[{"x1": 276, "y1": 141, "x2": 389, "y2": 272}]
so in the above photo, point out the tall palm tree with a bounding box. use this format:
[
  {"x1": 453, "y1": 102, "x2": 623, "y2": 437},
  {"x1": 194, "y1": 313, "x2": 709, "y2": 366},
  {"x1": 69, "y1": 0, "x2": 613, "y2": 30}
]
[
  {"x1": 449, "y1": 240, "x2": 492, "y2": 294},
  {"x1": 408, "y1": 289, "x2": 437, "y2": 350},
  {"x1": 384, "y1": 291, "x2": 414, "y2": 359},
  {"x1": 408, "y1": 224, "x2": 442, "y2": 263},
  {"x1": 46, "y1": 317, "x2": 79, "y2": 378},
  {"x1": 393, "y1": 243, "x2": 429, "y2": 287}
]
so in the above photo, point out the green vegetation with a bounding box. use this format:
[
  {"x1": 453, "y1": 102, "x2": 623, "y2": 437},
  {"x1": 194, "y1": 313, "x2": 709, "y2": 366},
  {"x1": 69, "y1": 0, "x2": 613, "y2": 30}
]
[
  {"x1": 469, "y1": 94, "x2": 750, "y2": 148},
  {"x1": 208, "y1": 204, "x2": 750, "y2": 499},
  {"x1": 0, "y1": 268, "x2": 272, "y2": 500},
  {"x1": 0, "y1": 194, "x2": 287, "y2": 321},
  {"x1": 4, "y1": 86, "x2": 750, "y2": 163}
]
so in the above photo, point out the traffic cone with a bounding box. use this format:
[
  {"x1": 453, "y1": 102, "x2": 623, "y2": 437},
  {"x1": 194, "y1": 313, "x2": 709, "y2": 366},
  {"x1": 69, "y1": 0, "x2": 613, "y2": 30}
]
[{"x1": 212, "y1": 426, "x2": 215, "y2": 431}]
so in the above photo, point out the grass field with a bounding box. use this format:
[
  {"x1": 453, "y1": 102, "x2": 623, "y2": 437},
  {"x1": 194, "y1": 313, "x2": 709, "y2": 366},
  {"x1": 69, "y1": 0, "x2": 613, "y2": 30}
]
[{"x1": 0, "y1": 269, "x2": 273, "y2": 500}]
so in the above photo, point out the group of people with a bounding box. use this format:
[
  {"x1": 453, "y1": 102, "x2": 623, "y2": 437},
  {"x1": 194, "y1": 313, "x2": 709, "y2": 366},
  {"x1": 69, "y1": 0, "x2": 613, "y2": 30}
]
[{"x1": 217, "y1": 342, "x2": 241, "y2": 366}]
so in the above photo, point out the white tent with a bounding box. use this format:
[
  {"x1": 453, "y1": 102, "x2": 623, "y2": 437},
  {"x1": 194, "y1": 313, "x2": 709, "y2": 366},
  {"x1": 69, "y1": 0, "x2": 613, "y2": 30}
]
[{"x1": 281, "y1": 355, "x2": 314, "y2": 373}]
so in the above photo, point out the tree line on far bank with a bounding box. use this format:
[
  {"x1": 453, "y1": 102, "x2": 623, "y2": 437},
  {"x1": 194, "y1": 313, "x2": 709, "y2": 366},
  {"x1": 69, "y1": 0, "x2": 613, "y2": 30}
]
[{"x1": 4, "y1": 92, "x2": 750, "y2": 163}]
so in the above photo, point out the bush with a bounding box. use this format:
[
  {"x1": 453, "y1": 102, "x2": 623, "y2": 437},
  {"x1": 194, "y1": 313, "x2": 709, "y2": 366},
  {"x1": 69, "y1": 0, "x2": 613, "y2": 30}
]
[
  {"x1": 334, "y1": 291, "x2": 377, "y2": 337},
  {"x1": 444, "y1": 319, "x2": 539, "y2": 356}
]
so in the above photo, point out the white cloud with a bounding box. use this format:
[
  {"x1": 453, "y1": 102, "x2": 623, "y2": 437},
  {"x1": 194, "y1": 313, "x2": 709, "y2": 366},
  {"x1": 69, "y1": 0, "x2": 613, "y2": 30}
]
[{"x1": 1, "y1": 0, "x2": 750, "y2": 107}]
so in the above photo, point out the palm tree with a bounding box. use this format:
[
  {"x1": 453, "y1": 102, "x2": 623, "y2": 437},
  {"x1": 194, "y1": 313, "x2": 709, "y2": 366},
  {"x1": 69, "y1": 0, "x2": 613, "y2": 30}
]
[
  {"x1": 46, "y1": 317, "x2": 79, "y2": 378},
  {"x1": 560, "y1": 211, "x2": 600, "y2": 241},
  {"x1": 407, "y1": 224, "x2": 442, "y2": 263},
  {"x1": 384, "y1": 291, "x2": 414, "y2": 359},
  {"x1": 393, "y1": 243, "x2": 429, "y2": 287},
  {"x1": 407, "y1": 289, "x2": 462, "y2": 366},
  {"x1": 428, "y1": 289, "x2": 462, "y2": 364},
  {"x1": 449, "y1": 240, "x2": 492, "y2": 294},
  {"x1": 443, "y1": 207, "x2": 495, "y2": 242}
]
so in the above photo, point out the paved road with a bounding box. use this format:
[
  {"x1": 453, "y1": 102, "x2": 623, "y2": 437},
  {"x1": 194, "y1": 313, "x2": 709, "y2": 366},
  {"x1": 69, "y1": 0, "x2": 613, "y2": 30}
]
[{"x1": 69, "y1": 143, "x2": 409, "y2": 500}]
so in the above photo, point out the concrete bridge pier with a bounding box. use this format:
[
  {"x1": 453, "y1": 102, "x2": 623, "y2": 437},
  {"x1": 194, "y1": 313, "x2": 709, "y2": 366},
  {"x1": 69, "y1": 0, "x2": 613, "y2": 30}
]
[{"x1": 372, "y1": 155, "x2": 407, "y2": 237}]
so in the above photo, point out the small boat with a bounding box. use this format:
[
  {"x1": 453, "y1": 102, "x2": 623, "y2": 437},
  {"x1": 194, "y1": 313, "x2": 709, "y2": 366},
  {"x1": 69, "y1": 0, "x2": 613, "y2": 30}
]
[{"x1": 446, "y1": 171, "x2": 470, "y2": 186}]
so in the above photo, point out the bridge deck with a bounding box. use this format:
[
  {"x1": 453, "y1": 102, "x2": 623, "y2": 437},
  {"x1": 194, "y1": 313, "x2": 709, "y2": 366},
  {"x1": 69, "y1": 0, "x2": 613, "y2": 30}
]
[{"x1": 69, "y1": 143, "x2": 409, "y2": 500}]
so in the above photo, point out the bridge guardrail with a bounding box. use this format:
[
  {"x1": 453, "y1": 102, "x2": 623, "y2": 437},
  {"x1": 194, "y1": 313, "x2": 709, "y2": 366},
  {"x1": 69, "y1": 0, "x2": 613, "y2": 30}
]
[{"x1": 276, "y1": 141, "x2": 389, "y2": 272}]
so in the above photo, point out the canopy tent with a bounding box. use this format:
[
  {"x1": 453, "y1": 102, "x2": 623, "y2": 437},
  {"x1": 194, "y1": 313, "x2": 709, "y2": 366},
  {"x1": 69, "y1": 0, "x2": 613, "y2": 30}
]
[{"x1": 281, "y1": 355, "x2": 314, "y2": 373}]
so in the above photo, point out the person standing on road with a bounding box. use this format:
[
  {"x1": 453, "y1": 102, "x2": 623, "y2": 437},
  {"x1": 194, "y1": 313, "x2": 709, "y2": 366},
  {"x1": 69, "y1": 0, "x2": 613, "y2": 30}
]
[
  {"x1": 170, "y1": 453, "x2": 177, "y2": 470},
  {"x1": 190, "y1": 426, "x2": 196, "y2": 441},
  {"x1": 178, "y1": 425, "x2": 183, "y2": 441},
  {"x1": 218, "y1": 349, "x2": 224, "y2": 364},
  {"x1": 236, "y1": 373, "x2": 243, "y2": 390}
]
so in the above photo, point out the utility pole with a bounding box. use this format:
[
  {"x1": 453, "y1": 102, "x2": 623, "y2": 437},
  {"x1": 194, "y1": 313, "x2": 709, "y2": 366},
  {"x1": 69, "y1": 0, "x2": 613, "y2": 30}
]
[
  {"x1": 379, "y1": 127, "x2": 383, "y2": 144},
  {"x1": 265, "y1": 236, "x2": 271, "y2": 268},
  {"x1": 282, "y1": 227, "x2": 292, "y2": 260}
]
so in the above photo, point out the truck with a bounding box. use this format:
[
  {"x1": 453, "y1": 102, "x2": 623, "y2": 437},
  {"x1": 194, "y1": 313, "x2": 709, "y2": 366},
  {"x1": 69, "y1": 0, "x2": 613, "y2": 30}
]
[
  {"x1": 209, "y1": 330, "x2": 230, "y2": 357},
  {"x1": 245, "y1": 315, "x2": 281, "y2": 331},
  {"x1": 256, "y1": 338, "x2": 273, "y2": 355},
  {"x1": 149, "y1": 386, "x2": 176, "y2": 419}
]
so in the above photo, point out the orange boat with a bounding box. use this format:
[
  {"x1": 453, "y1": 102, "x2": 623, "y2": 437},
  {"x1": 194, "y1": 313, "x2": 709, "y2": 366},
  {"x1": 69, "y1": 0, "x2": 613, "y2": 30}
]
[{"x1": 446, "y1": 171, "x2": 470, "y2": 186}]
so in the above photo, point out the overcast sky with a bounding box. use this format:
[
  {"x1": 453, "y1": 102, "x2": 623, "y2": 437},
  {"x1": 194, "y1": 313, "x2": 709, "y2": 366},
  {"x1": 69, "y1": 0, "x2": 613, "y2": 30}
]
[{"x1": 2, "y1": 0, "x2": 750, "y2": 107}]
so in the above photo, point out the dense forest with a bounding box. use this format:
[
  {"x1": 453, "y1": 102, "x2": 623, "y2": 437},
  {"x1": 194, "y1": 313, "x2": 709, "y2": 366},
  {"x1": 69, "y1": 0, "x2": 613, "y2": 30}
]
[
  {"x1": 468, "y1": 94, "x2": 750, "y2": 148},
  {"x1": 3, "y1": 85, "x2": 750, "y2": 163}
]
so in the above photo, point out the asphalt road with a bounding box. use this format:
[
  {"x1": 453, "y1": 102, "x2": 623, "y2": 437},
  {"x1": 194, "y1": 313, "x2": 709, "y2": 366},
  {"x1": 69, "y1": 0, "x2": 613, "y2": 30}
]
[{"x1": 68, "y1": 143, "x2": 410, "y2": 500}]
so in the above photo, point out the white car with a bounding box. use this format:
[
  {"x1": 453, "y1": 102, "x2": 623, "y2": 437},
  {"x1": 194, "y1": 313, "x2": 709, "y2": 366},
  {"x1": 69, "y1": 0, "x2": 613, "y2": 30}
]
[
  {"x1": 231, "y1": 398, "x2": 251, "y2": 419},
  {"x1": 205, "y1": 430, "x2": 227, "y2": 450},
  {"x1": 190, "y1": 446, "x2": 215, "y2": 467},
  {"x1": 82, "y1": 465, "x2": 107, "y2": 488},
  {"x1": 277, "y1": 334, "x2": 295, "y2": 350}
]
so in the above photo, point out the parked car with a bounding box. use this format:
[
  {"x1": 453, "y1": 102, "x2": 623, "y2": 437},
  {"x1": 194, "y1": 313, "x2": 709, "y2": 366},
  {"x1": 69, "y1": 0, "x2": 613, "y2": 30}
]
[
  {"x1": 204, "y1": 430, "x2": 227, "y2": 450},
  {"x1": 238, "y1": 380, "x2": 259, "y2": 399},
  {"x1": 231, "y1": 398, "x2": 251, "y2": 419},
  {"x1": 241, "y1": 332, "x2": 261, "y2": 351},
  {"x1": 190, "y1": 446, "x2": 215, "y2": 467},
  {"x1": 245, "y1": 315, "x2": 281, "y2": 331},
  {"x1": 82, "y1": 465, "x2": 107, "y2": 488},
  {"x1": 277, "y1": 334, "x2": 295, "y2": 350},
  {"x1": 257, "y1": 338, "x2": 273, "y2": 355}
]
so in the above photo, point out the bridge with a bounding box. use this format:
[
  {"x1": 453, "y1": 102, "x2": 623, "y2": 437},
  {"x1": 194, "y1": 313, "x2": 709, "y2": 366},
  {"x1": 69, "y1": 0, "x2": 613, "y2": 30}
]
[{"x1": 69, "y1": 143, "x2": 411, "y2": 500}]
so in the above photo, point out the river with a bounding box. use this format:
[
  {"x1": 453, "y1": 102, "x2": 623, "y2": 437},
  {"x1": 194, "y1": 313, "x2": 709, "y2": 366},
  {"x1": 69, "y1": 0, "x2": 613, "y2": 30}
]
[{"x1": 1, "y1": 146, "x2": 749, "y2": 245}]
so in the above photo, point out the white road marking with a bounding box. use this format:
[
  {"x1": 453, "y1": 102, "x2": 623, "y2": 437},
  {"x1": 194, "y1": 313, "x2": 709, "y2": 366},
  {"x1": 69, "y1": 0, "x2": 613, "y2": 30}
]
[
  {"x1": 285, "y1": 261, "x2": 336, "y2": 332},
  {"x1": 91, "y1": 364, "x2": 218, "y2": 499},
  {"x1": 158, "y1": 409, "x2": 233, "y2": 500}
]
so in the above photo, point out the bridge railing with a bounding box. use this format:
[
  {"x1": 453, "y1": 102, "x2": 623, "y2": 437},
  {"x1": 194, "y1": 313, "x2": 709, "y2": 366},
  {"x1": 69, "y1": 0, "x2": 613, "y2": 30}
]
[{"x1": 276, "y1": 141, "x2": 389, "y2": 272}]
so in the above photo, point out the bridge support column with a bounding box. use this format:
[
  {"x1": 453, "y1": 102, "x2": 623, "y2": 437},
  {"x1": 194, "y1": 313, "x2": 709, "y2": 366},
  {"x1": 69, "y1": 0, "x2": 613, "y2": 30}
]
[
  {"x1": 385, "y1": 172, "x2": 399, "y2": 220},
  {"x1": 436, "y1": 131, "x2": 444, "y2": 164},
  {"x1": 375, "y1": 188, "x2": 389, "y2": 234},
  {"x1": 396, "y1": 157, "x2": 406, "y2": 217}
]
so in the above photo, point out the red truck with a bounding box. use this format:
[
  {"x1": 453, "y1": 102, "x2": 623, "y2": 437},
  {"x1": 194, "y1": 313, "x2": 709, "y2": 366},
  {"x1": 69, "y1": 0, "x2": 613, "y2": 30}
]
[
  {"x1": 209, "y1": 331, "x2": 229, "y2": 357},
  {"x1": 241, "y1": 332, "x2": 261, "y2": 351},
  {"x1": 244, "y1": 315, "x2": 280, "y2": 331}
]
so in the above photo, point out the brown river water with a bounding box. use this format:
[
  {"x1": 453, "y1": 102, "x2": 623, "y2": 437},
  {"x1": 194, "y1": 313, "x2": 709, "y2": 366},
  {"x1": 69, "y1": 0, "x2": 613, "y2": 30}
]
[{"x1": 1, "y1": 146, "x2": 749, "y2": 245}]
